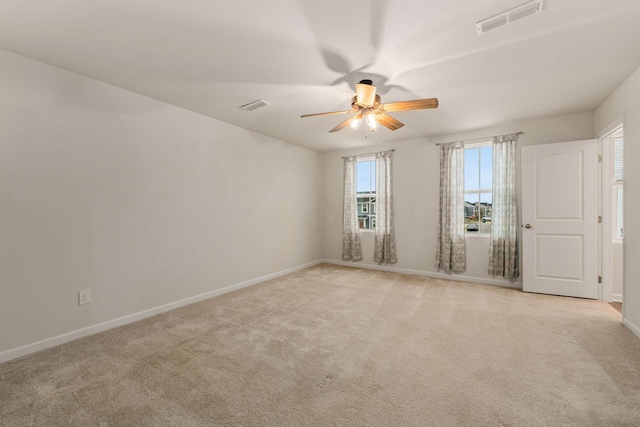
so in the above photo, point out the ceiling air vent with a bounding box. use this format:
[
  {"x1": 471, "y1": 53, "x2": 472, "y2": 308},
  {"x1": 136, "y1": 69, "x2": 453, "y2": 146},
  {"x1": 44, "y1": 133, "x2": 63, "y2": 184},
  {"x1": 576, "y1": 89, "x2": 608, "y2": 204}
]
[
  {"x1": 238, "y1": 99, "x2": 270, "y2": 112},
  {"x1": 476, "y1": 0, "x2": 545, "y2": 35}
]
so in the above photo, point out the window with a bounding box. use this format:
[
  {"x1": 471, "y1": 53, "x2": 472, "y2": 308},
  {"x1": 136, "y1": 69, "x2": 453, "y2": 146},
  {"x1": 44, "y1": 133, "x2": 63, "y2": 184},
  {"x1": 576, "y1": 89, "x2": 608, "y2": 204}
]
[
  {"x1": 613, "y1": 128, "x2": 623, "y2": 239},
  {"x1": 357, "y1": 158, "x2": 376, "y2": 230},
  {"x1": 615, "y1": 187, "x2": 623, "y2": 239},
  {"x1": 614, "y1": 130, "x2": 623, "y2": 182},
  {"x1": 464, "y1": 143, "x2": 492, "y2": 232}
]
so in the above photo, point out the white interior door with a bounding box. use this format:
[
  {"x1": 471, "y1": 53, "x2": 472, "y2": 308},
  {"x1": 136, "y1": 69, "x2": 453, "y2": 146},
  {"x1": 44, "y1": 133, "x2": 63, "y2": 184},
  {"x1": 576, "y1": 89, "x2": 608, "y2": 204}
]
[{"x1": 522, "y1": 139, "x2": 599, "y2": 298}]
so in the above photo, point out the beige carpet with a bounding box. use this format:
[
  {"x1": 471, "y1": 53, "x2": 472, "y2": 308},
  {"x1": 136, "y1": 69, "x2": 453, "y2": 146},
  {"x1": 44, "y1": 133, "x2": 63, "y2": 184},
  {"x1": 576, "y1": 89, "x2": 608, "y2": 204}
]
[{"x1": 2, "y1": 264, "x2": 640, "y2": 426}]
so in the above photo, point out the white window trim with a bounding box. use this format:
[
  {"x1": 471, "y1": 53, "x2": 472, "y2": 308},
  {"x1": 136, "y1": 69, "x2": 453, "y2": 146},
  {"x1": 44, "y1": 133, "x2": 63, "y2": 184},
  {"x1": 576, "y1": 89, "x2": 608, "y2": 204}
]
[
  {"x1": 613, "y1": 182, "x2": 623, "y2": 241},
  {"x1": 357, "y1": 154, "x2": 376, "y2": 162},
  {"x1": 465, "y1": 233, "x2": 490, "y2": 239},
  {"x1": 464, "y1": 140, "x2": 492, "y2": 149}
]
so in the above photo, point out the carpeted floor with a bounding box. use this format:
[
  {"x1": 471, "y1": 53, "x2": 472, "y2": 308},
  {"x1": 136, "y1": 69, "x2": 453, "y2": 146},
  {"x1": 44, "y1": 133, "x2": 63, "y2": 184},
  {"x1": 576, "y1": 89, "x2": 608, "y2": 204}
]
[{"x1": 1, "y1": 263, "x2": 640, "y2": 426}]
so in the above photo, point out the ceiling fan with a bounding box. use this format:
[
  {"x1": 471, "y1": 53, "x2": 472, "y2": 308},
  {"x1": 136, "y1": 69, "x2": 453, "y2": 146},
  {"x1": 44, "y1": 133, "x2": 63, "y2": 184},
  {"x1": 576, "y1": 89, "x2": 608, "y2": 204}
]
[{"x1": 301, "y1": 79, "x2": 438, "y2": 133}]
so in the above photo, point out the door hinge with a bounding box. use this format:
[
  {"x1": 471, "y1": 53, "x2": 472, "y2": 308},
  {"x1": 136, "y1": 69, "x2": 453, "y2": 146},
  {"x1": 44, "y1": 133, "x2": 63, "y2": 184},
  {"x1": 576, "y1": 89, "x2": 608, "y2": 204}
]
[
  {"x1": 598, "y1": 276, "x2": 602, "y2": 284},
  {"x1": 598, "y1": 215, "x2": 602, "y2": 223},
  {"x1": 598, "y1": 155, "x2": 602, "y2": 162}
]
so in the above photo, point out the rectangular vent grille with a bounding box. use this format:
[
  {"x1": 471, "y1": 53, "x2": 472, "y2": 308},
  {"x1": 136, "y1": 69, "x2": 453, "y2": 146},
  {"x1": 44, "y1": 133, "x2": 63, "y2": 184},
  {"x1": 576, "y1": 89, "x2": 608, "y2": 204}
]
[
  {"x1": 477, "y1": 0, "x2": 544, "y2": 35},
  {"x1": 509, "y1": 2, "x2": 541, "y2": 22},
  {"x1": 239, "y1": 99, "x2": 270, "y2": 111},
  {"x1": 482, "y1": 16, "x2": 508, "y2": 33}
]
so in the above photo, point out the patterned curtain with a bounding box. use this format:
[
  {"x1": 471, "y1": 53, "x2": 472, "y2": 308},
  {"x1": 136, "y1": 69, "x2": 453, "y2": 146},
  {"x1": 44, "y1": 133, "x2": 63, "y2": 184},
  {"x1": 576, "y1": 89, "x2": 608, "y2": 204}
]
[
  {"x1": 342, "y1": 156, "x2": 362, "y2": 261},
  {"x1": 374, "y1": 150, "x2": 397, "y2": 264},
  {"x1": 488, "y1": 134, "x2": 519, "y2": 278},
  {"x1": 435, "y1": 143, "x2": 466, "y2": 272}
]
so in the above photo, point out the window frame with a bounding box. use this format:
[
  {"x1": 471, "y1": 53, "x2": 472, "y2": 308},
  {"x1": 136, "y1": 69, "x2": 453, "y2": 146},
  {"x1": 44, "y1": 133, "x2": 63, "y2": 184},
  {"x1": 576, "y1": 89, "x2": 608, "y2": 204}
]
[
  {"x1": 612, "y1": 129, "x2": 623, "y2": 241},
  {"x1": 464, "y1": 141, "x2": 493, "y2": 234},
  {"x1": 613, "y1": 183, "x2": 623, "y2": 240},
  {"x1": 356, "y1": 156, "x2": 376, "y2": 231}
]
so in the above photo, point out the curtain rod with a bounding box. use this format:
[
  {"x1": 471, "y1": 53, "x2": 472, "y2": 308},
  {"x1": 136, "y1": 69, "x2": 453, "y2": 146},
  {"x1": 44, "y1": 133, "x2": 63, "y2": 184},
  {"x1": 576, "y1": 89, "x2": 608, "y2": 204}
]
[
  {"x1": 342, "y1": 148, "x2": 395, "y2": 159},
  {"x1": 435, "y1": 131, "x2": 523, "y2": 146}
]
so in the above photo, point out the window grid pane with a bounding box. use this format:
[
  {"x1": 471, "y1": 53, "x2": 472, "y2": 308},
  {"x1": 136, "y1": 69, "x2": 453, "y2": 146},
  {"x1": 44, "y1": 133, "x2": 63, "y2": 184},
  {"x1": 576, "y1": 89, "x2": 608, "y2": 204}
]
[
  {"x1": 356, "y1": 159, "x2": 376, "y2": 230},
  {"x1": 464, "y1": 143, "x2": 492, "y2": 232},
  {"x1": 464, "y1": 148, "x2": 479, "y2": 190},
  {"x1": 614, "y1": 132, "x2": 623, "y2": 182}
]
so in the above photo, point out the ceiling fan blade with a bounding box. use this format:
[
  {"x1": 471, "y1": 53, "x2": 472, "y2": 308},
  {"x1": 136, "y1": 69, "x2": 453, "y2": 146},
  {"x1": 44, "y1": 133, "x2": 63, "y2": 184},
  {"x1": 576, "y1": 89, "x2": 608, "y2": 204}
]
[
  {"x1": 376, "y1": 113, "x2": 404, "y2": 131},
  {"x1": 329, "y1": 116, "x2": 354, "y2": 133},
  {"x1": 301, "y1": 110, "x2": 354, "y2": 118},
  {"x1": 379, "y1": 98, "x2": 439, "y2": 112}
]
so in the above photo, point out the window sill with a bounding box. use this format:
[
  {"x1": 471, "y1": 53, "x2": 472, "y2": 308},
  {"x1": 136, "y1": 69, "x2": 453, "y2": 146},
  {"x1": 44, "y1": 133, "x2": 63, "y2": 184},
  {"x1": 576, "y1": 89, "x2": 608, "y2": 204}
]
[
  {"x1": 360, "y1": 229, "x2": 375, "y2": 233},
  {"x1": 465, "y1": 232, "x2": 490, "y2": 238}
]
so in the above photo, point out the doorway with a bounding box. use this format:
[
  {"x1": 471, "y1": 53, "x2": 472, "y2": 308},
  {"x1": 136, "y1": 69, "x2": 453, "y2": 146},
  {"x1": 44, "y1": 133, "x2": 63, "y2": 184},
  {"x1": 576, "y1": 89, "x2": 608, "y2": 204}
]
[{"x1": 601, "y1": 124, "x2": 624, "y2": 309}]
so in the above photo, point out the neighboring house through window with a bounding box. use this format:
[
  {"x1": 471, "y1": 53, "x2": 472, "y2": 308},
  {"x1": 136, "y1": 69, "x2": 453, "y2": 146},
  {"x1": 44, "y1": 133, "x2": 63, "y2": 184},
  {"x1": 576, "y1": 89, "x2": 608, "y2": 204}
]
[
  {"x1": 464, "y1": 142, "x2": 492, "y2": 232},
  {"x1": 357, "y1": 158, "x2": 376, "y2": 230}
]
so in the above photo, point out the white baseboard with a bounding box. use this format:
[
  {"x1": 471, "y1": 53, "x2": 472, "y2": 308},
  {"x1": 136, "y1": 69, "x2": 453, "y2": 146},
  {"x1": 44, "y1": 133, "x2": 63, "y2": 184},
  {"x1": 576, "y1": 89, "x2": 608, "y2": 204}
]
[
  {"x1": 0, "y1": 260, "x2": 322, "y2": 364},
  {"x1": 321, "y1": 259, "x2": 522, "y2": 289},
  {"x1": 623, "y1": 317, "x2": 640, "y2": 340},
  {"x1": 612, "y1": 293, "x2": 623, "y2": 303}
]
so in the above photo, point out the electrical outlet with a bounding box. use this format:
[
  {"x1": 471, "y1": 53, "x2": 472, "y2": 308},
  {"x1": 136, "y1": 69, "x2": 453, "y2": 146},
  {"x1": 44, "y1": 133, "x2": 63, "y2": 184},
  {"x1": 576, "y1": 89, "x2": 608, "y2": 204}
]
[{"x1": 78, "y1": 289, "x2": 91, "y2": 305}]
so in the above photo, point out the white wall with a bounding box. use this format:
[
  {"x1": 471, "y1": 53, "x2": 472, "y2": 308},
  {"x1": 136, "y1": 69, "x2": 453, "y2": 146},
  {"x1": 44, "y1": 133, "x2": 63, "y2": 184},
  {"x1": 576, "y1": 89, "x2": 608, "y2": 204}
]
[
  {"x1": 322, "y1": 112, "x2": 594, "y2": 286},
  {"x1": 0, "y1": 50, "x2": 322, "y2": 357},
  {"x1": 595, "y1": 65, "x2": 640, "y2": 337}
]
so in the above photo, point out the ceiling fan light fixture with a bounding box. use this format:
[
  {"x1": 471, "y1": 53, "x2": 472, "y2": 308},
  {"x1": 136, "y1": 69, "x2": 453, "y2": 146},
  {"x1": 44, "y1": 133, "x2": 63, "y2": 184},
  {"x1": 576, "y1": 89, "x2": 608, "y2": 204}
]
[
  {"x1": 350, "y1": 116, "x2": 362, "y2": 130},
  {"x1": 365, "y1": 111, "x2": 378, "y2": 128}
]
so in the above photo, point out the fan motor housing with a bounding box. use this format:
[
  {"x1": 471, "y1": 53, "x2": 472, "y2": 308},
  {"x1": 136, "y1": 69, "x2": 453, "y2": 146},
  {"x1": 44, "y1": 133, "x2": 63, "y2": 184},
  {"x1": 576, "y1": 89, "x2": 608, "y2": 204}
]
[
  {"x1": 352, "y1": 94, "x2": 381, "y2": 110},
  {"x1": 355, "y1": 82, "x2": 377, "y2": 107}
]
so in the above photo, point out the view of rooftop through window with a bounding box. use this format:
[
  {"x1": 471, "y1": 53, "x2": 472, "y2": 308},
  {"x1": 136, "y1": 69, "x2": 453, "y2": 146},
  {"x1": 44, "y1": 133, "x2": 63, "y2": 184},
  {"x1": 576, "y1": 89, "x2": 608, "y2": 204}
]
[
  {"x1": 357, "y1": 159, "x2": 376, "y2": 230},
  {"x1": 464, "y1": 144, "x2": 492, "y2": 232}
]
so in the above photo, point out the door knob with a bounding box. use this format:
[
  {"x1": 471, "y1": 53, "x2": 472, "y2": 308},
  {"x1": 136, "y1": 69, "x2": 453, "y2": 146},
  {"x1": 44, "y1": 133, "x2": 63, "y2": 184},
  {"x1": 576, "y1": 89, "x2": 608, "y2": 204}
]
[{"x1": 524, "y1": 224, "x2": 532, "y2": 229}]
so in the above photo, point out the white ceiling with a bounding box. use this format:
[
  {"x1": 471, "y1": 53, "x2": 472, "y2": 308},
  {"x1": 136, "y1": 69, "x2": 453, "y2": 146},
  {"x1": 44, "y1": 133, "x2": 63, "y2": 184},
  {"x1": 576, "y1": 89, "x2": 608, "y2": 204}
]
[{"x1": 1, "y1": 0, "x2": 639, "y2": 152}]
